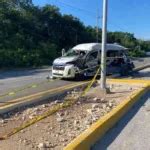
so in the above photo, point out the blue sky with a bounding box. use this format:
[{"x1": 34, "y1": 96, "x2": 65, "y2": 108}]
[{"x1": 33, "y1": 0, "x2": 150, "y2": 39}]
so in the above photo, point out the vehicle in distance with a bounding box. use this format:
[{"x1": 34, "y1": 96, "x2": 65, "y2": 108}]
[{"x1": 52, "y1": 43, "x2": 134, "y2": 79}]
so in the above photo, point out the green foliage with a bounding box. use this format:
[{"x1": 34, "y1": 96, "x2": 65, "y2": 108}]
[{"x1": 0, "y1": 3, "x2": 150, "y2": 68}]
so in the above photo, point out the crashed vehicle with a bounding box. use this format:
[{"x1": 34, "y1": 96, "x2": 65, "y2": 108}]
[{"x1": 52, "y1": 43, "x2": 134, "y2": 79}]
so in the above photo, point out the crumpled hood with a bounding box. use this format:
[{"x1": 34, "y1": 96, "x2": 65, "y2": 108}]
[{"x1": 53, "y1": 56, "x2": 78, "y2": 65}]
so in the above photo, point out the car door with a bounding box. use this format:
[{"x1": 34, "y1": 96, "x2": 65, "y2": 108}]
[{"x1": 85, "y1": 51, "x2": 98, "y2": 69}]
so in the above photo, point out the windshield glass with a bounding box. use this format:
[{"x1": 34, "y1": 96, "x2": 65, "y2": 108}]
[{"x1": 65, "y1": 49, "x2": 86, "y2": 57}]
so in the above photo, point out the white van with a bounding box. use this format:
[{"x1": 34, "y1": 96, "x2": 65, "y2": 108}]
[{"x1": 52, "y1": 43, "x2": 134, "y2": 79}]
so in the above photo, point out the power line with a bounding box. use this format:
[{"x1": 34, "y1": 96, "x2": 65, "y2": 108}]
[{"x1": 54, "y1": 0, "x2": 102, "y2": 18}]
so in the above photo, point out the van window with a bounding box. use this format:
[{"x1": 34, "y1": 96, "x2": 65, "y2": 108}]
[
  {"x1": 107, "y1": 50, "x2": 120, "y2": 57},
  {"x1": 90, "y1": 51, "x2": 98, "y2": 59}
]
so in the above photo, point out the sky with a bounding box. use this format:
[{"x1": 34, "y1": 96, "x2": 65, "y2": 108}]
[{"x1": 33, "y1": 0, "x2": 150, "y2": 40}]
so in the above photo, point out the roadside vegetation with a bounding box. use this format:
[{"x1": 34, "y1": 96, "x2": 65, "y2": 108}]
[{"x1": 0, "y1": 0, "x2": 150, "y2": 67}]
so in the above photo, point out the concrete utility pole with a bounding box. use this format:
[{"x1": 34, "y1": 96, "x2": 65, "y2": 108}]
[
  {"x1": 100, "y1": 0, "x2": 108, "y2": 90},
  {"x1": 96, "y1": 9, "x2": 99, "y2": 43}
]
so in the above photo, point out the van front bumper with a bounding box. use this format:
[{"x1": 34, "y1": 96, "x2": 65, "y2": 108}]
[{"x1": 52, "y1": 65, "x2": 76, "y2": 79}]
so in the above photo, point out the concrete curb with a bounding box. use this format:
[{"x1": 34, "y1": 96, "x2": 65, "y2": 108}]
[{"x1": 64, "y1": 79, "x2": 150, "y2": 150}]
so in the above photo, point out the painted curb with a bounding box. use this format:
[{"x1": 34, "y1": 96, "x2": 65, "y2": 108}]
[{"x1": 64, "y1": 80, "x2": 150, "y2": 150}]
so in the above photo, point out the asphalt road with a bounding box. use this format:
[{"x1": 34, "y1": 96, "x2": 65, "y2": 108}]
[
  {"x1": 92, "y1": 91, "x2": 150, "y2": 150},
  {"x1": 132, "y1": 67, "x2": 150, "y2": 79},
  {"x1": 0, "y1": 57, "x2": 149, "y2": 107},
  {"x1": 0, "y1": 68, "x2": 52, "y2": 94},
  {"x1": 0, "y1": 57, "x2": 149, "y2": 94}
]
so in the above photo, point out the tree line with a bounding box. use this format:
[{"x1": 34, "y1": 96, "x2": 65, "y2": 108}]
[{"x1": 0, "y1": 0, "x2": 150, "y2": 67}]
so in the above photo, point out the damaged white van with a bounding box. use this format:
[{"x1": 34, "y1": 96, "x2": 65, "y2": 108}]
[{"x1": 52, "y1": 43, "x2": 134, "y2": 79}]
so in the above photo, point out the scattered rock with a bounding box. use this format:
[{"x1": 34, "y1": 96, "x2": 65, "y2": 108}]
[
  {"x1": 29, "y1": 115, "x2": 34, "y2": 120},
  {"x1": 0, "y1": 119, "x2": 6, "y2": 124},
  {"x1": 64, "y1": 111, "x2": 69, "y2": 116},
  {"x1": 85, "y1": 119, "x2": 92, "y2": 126},
  {"x1": 38, "y1": 143, "x2": 47, "y2": 149},
  {"x1": 74, "y1": 120, "x2": 80, "y2": 126},
  {"x1": 92, "y1": 103, "x2": 99, "y2": 109},
  {"x1": 54, "y1": 100, "x2": 61, "y2": 104},
  {"x1": 108, "y1": 102, "x2": 113, "y2": 108},
  {"x1": 42, "y1": 104, "x2": 47, "y2": 108},
  {"x1": 102, "y1": 104, "x2": 107, "y2": 109},
  {"x1": 129, "y1": 87, "x2": 132, "y2": 91},
  {"x1": 56, "y1": 112, "x2": 64, "y2": 117},
  {"x1": 22, "y1": 116, "x2": 26, "y2": 121},
  {"x1": 57, "y1": 117, "x2": 65, "y2": 122},
  {"x1": 106, "y1": 107, "x2": 110, "y2": 111},
  {"x1": 101, "y1": 98, "x2": 106, "y2": 103},
  {"x1": 86, "y1": 109, "x2": 93, "y2": 114},
  {"x1": 61, "y1": 138, "x2": 68, "y2": 142},
  {"x1": 76, "y1": 101, "x2": 81, "y2": 105},
  {"x1": 93, "y1": 97, "x2": 99, "y2": 102}
]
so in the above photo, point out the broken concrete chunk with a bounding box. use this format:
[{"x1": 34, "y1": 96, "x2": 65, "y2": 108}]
[
  {"x1": 92, "y1": 103, "x2": 99, "y2": 109},
  {"x1": 57, "y1": 117, "x2": 65, "y2": 122},
  {"x1": 38, "y1": 143, "x2": 47, "y2": 149}
]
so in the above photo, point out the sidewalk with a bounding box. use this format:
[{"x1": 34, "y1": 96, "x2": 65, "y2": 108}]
[{"x1": 92, "y1": 92, "x2": 150, "y2": 150}]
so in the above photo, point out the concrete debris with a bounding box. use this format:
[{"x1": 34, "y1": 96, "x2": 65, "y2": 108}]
[
  {"x1": 29, "y1": 115, "x2": 34, "y2": 120},
  {"x1": 85, "y1": 120, "x2": 92, "y2": 126},
  {"x1": 102, "y1": 104, "x2": 107, "y2": 109},
  {"x1": 92, "y1": 103, "x2": 99, "y2": 109},
  {"x1": 110, "y1": 84, "x2": 114, "y2": 89},
  {"x1": 54, "y1": 100, "x2": 61, "y2": 104},
  {"x1": 56, "y1": 112, "x2": 64, "y2": 117},
  {"x1": 86, "y1": 109, "x2": 93, "y2": 114},
  {"x1": 108, "y1": 102, "x2": 113, "y2": 108},
  {"x1": 93, "y1": 97, "x2": 101, "y2": 102},
  {"x1": 74, "y1": 120, "x2": 80, "y2": 126},
  {"x1": 22, "y1": 116, "x2": 26, "y2": 121},
  {"x1": 101, "y1": 98, "x2": 106, "y2": 103},
  {"x1": 42, "y1": 104, "x2": 47, "y2": 108},
  {"x1": 0, "y1": 119, "x2": 6, "y2": 124},
  {"x1": 38, "y1": 143, "x2": 47, "y2": 149},
  {"x1": 57, "y1": 117, "x2": 65, "y2": 122}
]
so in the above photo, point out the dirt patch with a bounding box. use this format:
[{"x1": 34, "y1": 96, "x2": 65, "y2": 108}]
[{"x1": 0, "y1": 83, "x2": 140, "y2": 150}]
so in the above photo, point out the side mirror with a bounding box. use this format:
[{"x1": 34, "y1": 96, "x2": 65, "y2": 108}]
[{"x1": 62, "y1": 48, "x2": 66, "y2": 56}]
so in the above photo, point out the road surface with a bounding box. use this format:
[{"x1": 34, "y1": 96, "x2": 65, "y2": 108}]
[
  {"x1": 92, "y1": 92, "x2": 150, "y2": 150},
  {"x1": 0, "y1": 68, "x2": 52, "y2": 94},
  {"x1": 0, "y1": 57, "x2": 149, "y2": 107},
  {"x1": 0, "y1": 57, "x2": 149, "y2": 94}
]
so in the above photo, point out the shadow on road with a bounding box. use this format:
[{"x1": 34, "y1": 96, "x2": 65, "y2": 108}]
[
  {"x1": 0, "y1": 68, "x2": 51, "y2": 80},
  {"x1": 92, "y1": 92, "x2": 150, "y2": 150}
]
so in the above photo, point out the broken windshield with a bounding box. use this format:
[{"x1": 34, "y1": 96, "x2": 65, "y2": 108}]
[{"x1": 65, "y1": 49, "x2": 86, "y2": 57}]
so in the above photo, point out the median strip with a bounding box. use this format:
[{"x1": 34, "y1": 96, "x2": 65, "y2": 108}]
[{"x1": 64, "y1": 79, "x2": 150, "y2": 150}]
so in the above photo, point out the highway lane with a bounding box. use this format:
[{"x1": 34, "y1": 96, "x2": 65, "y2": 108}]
[
  {"x1": 0, "y1": 67, "x2": 85, "y2": 108},
  {"x1": 0, "y1": 57, "x2": 149, "y2": 94},
  {"x1": 0, "y1": 57, "x2": 149, "y2": 106},
  {"x1": 0, "y1": 68, "x2": 52, "y2": 94},
  {"x1": 132, "y1": 67, "x2": 150, "y2": 79}
]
